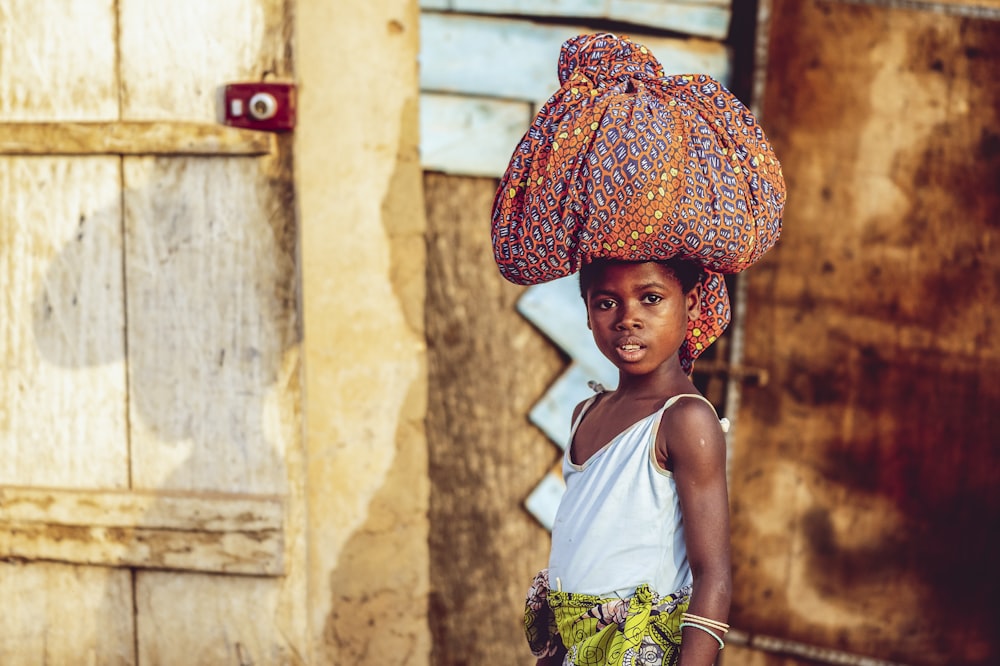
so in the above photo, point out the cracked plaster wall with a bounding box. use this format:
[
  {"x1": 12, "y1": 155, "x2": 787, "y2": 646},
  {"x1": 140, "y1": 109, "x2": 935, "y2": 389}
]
[{"x1": 295, "y1": 0, "x2": 430, "y2": 662}]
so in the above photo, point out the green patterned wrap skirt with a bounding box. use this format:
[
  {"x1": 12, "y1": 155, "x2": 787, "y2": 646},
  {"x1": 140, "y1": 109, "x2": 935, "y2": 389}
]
[{"x1": 524, "y1": 568, "x2": 692, "y2": 666}]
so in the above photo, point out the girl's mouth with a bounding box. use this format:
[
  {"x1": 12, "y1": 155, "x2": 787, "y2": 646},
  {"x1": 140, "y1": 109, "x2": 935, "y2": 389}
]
[{"x1": 616, "y1": 341, "x2": 645, "y2": 362}]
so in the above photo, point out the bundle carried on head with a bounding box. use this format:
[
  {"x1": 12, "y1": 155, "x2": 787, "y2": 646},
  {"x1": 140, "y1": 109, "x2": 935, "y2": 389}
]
[{"x1": 491, "y1": 33, "x2": 785, "y2": 372}]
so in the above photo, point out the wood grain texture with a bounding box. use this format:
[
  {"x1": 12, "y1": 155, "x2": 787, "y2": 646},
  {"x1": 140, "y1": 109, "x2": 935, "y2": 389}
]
[
  {"x1": 0, "y1": 122, "x2": 274, "y2": 156},
  {"x1": 119, "y1": 0, "x2": 292, "y2": 122},
  {"x1": 1, "y1": 0, "x2": 305, "y2": 662},
  {"x1": 0, "y1": 521, "x2": 283, "y2": 576},
  {"x1": 0, "y1": 562, "x2": 134, "y2": 665},
  {"x1": 0, "y1": 157, "x2": 129, "y2": 490},
  {"x1": 730, "y1": 3, "x2": 1000, "y2": 664},
  {"x1": 0, "y1": 486, "x2": 284, "y2": 576},
  {"x1": 1, "y1": 3, "x2": 130, "y2": 661},
  {"x1": 122, "y1": 156, "x2": 297, "y2": 495},
  {"x1": 0, "y1": 0, "x2": 118, "y2": 121},
  {"x1": 0, "y1": 486, "x2": 282, "y2": 531},
  {"x1": 116, "y1": 1, "x2": 305, "y2": 661},
  {"x1": 136, "y1": 572, "x2": 296, "y2": 665},
  {"x1": 424, "y1": 173, "x2": 564, "y2": 666}
]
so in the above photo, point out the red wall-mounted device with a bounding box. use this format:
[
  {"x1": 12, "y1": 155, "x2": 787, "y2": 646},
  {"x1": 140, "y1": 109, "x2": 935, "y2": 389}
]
[{"x1": 223, "y1": 82, "x2": 296, "y2": 132}]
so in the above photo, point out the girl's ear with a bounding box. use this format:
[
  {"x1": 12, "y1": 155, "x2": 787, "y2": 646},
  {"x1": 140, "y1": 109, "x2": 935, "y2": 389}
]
[{"x1": 686, "y1": 283, "x2": 702, "y2": 322}]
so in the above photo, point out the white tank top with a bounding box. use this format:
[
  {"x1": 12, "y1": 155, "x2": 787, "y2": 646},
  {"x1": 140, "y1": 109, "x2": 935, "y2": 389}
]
[{"x1": 548, "y1": 393, "x2": 715, "y2": 598}]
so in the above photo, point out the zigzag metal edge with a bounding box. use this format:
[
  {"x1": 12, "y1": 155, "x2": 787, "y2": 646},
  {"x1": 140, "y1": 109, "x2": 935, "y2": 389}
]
[{"x1": 517, "y1": 276, "x2": 618, "y2": 529}]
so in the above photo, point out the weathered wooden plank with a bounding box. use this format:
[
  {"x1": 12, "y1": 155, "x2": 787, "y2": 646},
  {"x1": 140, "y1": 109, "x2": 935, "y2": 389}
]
[
  {"x1": 0, "y1": 562, "x2": 134, "y2": 665},
  {"x1": 0, "y1": 157, "x2": 129, "y2": 489},
  {"x1": 0, "y1": 486, "x2": 283, "y2": 531},
  {"x1": 119, "y1": 0, "x2": 292, "y2": 122},
  {"x1": 0, "y1": 0, "x2": 118, "y2": 121},
  {"x1": 420, "y1": 13, "x2": 732, "y2": 105},
  {"x1": 442, "y1": 0, "x2": 733, "y2": 40},
  {"x1": 0, "y1": 521, "x2": 283, "y2": 576},
  {"x1": 0, "y1": 122, "x2": 274, "y2": 156},
  {"x1": 121, "y1": 156, "x2": 297, "y2": 495},
  {"x1": 424, "y1": 172, "x2": 562, "y2": 665},
  {"x1": 420, "y1": 92, "x2": 532, "y2": 177},
  {"x1": 136, "y1": 572, "x2": 294, "y2": 665},
  {"x1": 117, "y1": 0, "x2": 306, "y2": 660},
  {"x1": 0, "y1": 4, "x2": 133, "y2": 664},
  {"x1": 0, "y1": 486, "x2": 284, "y2": 575}
]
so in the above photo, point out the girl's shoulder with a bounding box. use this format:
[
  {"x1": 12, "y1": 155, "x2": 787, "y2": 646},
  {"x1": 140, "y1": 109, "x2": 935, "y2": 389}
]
[
  {"x1": 662, "y1": 392, "x2": 718, "y2": 418},
  {"x1": 657, "y1": 393, "x2": 726, "y2": 467},
  {"x1": 660, "y1": 393, "x2": 722, "y2": 433}
]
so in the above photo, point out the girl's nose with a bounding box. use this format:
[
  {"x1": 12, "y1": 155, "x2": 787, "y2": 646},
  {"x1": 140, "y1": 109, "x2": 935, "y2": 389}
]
[{"x1": 615, "y1": 304, "x2": 642, "y2": 329}]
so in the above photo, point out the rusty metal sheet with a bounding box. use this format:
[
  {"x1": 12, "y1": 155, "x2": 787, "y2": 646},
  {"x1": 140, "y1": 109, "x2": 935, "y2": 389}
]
[{"x1": 732, "y1": 2, "x2": 1000, "y2": 664}]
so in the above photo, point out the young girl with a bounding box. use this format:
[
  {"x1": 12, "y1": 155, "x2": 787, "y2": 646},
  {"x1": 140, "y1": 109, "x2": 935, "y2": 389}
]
[
  {"x1": 528, "y1": 256, "x2": 731, "y2": 666},
  {"x1": 492, "y1": 34, "x2": 785, "y2": 666}
]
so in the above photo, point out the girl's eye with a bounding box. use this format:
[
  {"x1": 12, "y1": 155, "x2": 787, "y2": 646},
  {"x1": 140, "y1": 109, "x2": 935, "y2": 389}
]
[{"x1": 642, "y1": 294, "x2": 663, "y2": 304}]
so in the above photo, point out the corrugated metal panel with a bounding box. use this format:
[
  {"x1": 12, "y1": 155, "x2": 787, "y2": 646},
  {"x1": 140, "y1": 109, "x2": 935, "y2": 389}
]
[{"x1": 419, "y1": 92, "x2": 532, "y2": 177}]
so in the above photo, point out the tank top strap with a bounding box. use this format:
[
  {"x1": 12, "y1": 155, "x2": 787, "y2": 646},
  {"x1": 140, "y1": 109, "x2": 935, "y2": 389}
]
[
  {"x1": 569, "y1": 392, "x2": 603, "y2": 441},
  {"x1": 660, "y1": 393, "x2": 718, "y2": 417}
]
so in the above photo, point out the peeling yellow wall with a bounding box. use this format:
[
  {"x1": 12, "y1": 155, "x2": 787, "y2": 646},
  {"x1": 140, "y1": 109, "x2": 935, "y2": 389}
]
[{"x1": 294, "y1": 0, "x2": 429, "y2": 663}]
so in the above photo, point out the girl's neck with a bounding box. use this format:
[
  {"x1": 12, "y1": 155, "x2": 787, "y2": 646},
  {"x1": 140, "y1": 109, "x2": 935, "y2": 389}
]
[{"x1": 614, "y1": 364, "x2": 693, "y2": 401}]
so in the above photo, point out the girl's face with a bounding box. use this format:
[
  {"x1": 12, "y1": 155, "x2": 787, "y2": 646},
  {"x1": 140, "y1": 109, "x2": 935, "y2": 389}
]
[{"x1": 585, "y1": 262, "x2": 701, "y2": 378}]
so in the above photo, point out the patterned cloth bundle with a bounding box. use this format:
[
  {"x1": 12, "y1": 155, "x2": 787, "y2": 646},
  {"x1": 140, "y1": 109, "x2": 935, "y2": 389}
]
[{"x1": 491, "y1": 33, "x2": 785, "y2": 371}]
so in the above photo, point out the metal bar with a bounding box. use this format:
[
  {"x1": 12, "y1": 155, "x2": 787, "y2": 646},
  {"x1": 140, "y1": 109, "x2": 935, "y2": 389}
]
[
  {"x1": 823, "y1": 0, "x2": 1000, "y2": 21},
  {"x1": 727, "y1": 629, "x2": 911, "y2": 666}
]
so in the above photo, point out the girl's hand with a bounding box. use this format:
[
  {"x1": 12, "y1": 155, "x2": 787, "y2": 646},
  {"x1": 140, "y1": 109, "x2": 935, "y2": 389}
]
[{"x1": 536, "y1": 643, "x2": 567, "y2": 665}]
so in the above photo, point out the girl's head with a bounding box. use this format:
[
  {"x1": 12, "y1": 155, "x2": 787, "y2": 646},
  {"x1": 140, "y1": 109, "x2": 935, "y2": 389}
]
[
  {"x1": 579, "y1": 259, "x2": 704, "y2": 378},
  {"x1": 579, "y1": 257, "x2": 704, "y2": 300}
]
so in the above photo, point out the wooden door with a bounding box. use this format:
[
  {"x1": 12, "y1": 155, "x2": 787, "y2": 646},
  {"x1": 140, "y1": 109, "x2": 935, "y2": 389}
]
[
  {"x1": 727, "y1": 2, "x2": 1000, "y2": 665},
  {"x1": 0, "y1": 1, "x2": 304, "y2": 664}
]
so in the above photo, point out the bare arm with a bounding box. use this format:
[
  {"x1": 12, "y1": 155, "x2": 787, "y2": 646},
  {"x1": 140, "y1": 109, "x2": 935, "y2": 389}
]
[{"x1": 660, "y1": 398, "x2": 732, "y2": 666}]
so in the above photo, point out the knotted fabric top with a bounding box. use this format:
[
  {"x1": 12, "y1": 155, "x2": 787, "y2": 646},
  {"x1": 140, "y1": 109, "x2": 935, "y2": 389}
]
[{"x1": 491, "y1": 33, "x2": 785, "y2": 372}]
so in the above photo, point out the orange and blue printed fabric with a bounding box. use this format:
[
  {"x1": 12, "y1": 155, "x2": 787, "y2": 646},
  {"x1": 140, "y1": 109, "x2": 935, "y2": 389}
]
[
  {"x1": 525, "y1": 569, "x2": 691, "y2": 666},
  {"x1": 491, "y1": 33, "x2": 785, "y2": 372}
]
